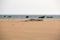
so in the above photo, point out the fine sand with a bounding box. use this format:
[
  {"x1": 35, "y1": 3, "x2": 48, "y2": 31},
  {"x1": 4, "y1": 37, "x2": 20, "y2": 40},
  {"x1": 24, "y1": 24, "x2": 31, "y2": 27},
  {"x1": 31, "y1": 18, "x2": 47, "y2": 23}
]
[{"x1": 0, "y1": 19, "x2": 60, "y2": 40}]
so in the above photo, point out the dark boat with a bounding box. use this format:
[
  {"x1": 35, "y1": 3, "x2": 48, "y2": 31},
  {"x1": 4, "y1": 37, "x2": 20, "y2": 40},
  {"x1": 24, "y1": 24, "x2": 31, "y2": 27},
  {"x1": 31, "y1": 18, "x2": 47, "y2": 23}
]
[
  {"x1": 25, "y1": 16, "x2": 29, "y2": 18},
  {"x1": 38, "y1": 16, "x2": 45, "y2": 18},
  {"x1": 4, "y1": 16, "x2": 6, "y2": 18},
  {"x1": 7, "y1": 16, "x2": 12, "y2": 18},
  {"x1": 47, "y1": 16, "x2": 53, "y2": 18}
]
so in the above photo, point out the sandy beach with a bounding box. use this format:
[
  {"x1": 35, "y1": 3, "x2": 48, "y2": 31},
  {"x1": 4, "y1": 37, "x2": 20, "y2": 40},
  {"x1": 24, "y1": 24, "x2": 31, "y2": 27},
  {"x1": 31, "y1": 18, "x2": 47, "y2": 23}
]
[{"x1": 0, "y1": 19, "x2": 60, "y2": 40}]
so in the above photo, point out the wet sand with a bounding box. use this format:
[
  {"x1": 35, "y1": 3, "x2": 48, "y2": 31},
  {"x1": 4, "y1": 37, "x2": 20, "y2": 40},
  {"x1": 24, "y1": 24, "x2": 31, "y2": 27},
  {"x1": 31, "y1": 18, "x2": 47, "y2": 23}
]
[{"x1": 0, "y1": 19, "x2": 60, "y2": 40}]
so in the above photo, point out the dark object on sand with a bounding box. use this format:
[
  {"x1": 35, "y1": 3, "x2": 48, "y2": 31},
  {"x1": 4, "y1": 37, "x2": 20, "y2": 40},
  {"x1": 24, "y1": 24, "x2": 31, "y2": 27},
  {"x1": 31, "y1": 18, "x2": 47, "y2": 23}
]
[
  {"x1": 24, "y1": 19, "x2": 43, "y2": 22},
  {"x1": 47, "y1": 16, "x2": 53, "y2": 18},
  {"x1": 38, "y1": 16, "x2": 45, "y2": 18},
  {"x1": 29, "y1": 19, "x2": 43, "y2": 21},
  {"x1": 25, "y1": 16, "x2": 29, "y2": 18}
]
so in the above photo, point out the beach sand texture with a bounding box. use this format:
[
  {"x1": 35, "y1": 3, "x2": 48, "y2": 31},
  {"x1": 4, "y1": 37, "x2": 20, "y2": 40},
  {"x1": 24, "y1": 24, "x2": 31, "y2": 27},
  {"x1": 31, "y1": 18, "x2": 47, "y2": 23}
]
[{"x1": 0, "y1": 19, "x2": 60, "y2": 40}]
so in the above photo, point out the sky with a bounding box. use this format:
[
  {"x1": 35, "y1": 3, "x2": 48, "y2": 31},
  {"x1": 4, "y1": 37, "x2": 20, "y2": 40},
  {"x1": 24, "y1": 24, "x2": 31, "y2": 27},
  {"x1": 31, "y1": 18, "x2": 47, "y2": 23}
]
[{"x1": 0, "y1": 0, "x2": 60, "y2": 15}]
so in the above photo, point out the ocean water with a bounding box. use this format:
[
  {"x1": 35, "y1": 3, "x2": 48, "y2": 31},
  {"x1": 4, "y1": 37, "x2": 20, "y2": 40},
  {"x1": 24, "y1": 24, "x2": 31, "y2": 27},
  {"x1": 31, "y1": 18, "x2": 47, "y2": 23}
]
[{"x1": 0, "y1": 15, "x2": 60, "y2": 19}]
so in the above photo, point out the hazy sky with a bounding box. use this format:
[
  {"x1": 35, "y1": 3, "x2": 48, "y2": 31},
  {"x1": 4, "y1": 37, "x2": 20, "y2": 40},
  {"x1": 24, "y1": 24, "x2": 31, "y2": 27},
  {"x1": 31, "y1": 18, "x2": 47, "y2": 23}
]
[{"x1": 0, "y1": 0, "x2": 60, "y2": 15}]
